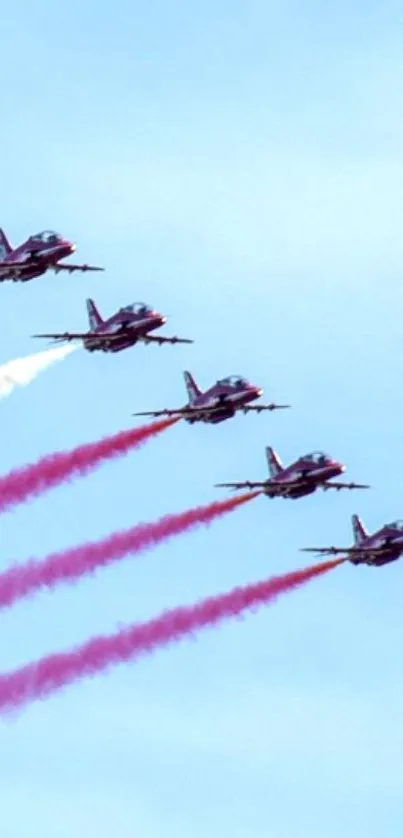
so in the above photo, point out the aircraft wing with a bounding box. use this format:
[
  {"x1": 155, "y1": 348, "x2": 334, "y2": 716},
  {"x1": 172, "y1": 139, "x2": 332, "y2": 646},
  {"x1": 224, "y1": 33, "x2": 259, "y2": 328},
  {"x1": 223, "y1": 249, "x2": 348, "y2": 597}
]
[
  {"x1": 215, "y1": 476, "x2": 369, "y2": 497},
  {"x1": 32, "y1": 331, "x2": 92, "y2": 342},
  {"x1": 322, "y1": 481, "x2": 370, "y2": 491},
  {"x1": 141, "y1": 334, "x2": 194, "y2": 345},
  {"x1": 134, "y1": 401, "x2": 290, "y2": 420},
  {"x1": 300, "y1": 545, "x2": 387, "y2": 558},
  {"x1": 52, "y1": 263, "x2": 104, "y2": 274},
  {"x1": 132, "y1": 404, "x2": 228, "y2": 420},
  {"x1": 215, "y1": 481, "x2": 267, "y2": 491},
  {"x1": 300, "y1": 546, "x2": 352, "y2": 555},
  {"x1": 133, "y1": 407, "x2": 186, "y2": 418},
  {"x1": 241, "y1": 403, "x2": 291, "y2": 413},
  {"x1": 0, "y1": 262, "x2": 104, "y2": 277}
]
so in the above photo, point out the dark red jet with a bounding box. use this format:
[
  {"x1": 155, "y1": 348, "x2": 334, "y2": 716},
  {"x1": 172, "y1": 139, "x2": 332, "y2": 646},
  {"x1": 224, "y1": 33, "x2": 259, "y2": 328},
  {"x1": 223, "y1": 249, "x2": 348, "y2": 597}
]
[
  {"x1": 133, "y1": 372, "x2": 290, "y2": 424},
  {"x1": 301, "y1": 515, "x2": 403, "y2": 566},
  {"x1": 32, "y1": 299, "x2": 193, "y2": 353},
  {"x1": 215, "y1": 446, "x2": 369, "y2": 497},
  {"x1": 0, "y1": 229, "x2": 103, "y2": 281}
]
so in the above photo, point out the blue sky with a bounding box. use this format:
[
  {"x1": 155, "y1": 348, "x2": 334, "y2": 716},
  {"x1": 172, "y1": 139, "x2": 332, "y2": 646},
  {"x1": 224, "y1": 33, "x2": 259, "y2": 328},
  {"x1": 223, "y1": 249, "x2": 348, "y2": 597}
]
[{"x1": 0, "y1": 0, "x2": 403, "y2": 834}]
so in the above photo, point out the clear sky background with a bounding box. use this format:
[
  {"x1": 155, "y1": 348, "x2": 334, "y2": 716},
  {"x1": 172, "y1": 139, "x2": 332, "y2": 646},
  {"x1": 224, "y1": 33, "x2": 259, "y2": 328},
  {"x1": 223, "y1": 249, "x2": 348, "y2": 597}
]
[{"x1": 0, "y1": 1, "x2": 402, "y2": 835}]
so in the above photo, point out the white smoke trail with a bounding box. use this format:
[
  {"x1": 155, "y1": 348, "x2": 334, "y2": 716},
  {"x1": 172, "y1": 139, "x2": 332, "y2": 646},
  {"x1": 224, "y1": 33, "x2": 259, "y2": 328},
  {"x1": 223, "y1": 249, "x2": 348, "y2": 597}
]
[{"x1": 0, "y1": 345, "x2": 78, "y2": 398}]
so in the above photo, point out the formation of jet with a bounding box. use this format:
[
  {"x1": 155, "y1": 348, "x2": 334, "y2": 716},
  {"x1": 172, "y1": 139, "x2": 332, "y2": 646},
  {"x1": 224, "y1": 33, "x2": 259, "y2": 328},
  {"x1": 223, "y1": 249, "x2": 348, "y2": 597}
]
[
  {"x1": 216, "y1": 446, "x2": 369, "y2": 498},
  {"x1": 301, "y1": 515, "x2": 403, "y2": 566},
  {"x1": 133, "y1": 371, "x2": 290, "y2": 424},
  {"x1": 32, "y1": 299, "x2": 193, "y2": 353},
  {"x1": 3, "y1": 224, "x2": 401, "y2": 573},
  {"x1": 0, "y1": 229, "x2": 103, "y2": 281}
]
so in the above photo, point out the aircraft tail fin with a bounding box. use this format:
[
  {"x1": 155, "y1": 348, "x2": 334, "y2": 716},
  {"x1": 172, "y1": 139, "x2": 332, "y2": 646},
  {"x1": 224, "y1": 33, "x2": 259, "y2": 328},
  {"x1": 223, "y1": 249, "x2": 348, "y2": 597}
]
[
  {"x1": 183, "y1": 370, "x2": 202, "y2": 403},
  {"x1": 352, "y1": 514, "x2": 368, "y2": 545},
  {"x1": 0, "y1": 229, "x2": 12, "y2": 261},
  {"x1": 86, "y1": 298, "x2": 103, "y2": 331},
  {"x1": 265, "y1": 446, "x2": 283, "y2": 477}
]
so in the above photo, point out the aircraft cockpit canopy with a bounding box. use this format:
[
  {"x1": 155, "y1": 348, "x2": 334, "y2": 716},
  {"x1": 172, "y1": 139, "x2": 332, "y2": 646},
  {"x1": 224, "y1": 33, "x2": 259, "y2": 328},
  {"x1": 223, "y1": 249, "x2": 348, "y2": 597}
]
[
  {"x1": 31, "y1": 231, "x2": 61, "y2": 244},
  {"x1": 120, "y1": 302, "x2": 152, "y2": 316},
  {"x1": 389, "y1": 520, "x2": 403, "y2": 532},
  {"x1": 218, "y1": 375, "x2": 249, "y2": 388},
  {"x1": 306, "y1": 451, "x2": 330, "y2": 466}
]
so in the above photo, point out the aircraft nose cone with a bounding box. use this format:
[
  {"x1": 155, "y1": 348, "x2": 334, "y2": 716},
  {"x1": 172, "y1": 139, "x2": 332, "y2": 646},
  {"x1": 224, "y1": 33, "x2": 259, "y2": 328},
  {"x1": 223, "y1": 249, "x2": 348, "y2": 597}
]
[
  {"x1": 255, "y1": 388, "x2": 263, "y2": 397},
  {"x1": 70, "y1": 242, "x2": 77, "y2": 252},
  {"x1": 339, "y1": 463, "x2": 346, "y2": 473},
  {"x1": 160, "y1": 316, "x2": 167, "y2": 325}
]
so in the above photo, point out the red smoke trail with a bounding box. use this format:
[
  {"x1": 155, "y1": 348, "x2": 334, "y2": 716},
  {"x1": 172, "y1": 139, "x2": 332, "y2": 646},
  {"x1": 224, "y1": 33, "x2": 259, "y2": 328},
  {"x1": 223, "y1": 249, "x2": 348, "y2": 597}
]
[
  {"x1": 0, "y1": 557, "x2": 343, "y2": 713},
  {"x1": 0, "y1": 416, "x2": 178, "y2": 515},
  {"x1": 0, "y1": 492, "x2": 259, "y2": 609}
]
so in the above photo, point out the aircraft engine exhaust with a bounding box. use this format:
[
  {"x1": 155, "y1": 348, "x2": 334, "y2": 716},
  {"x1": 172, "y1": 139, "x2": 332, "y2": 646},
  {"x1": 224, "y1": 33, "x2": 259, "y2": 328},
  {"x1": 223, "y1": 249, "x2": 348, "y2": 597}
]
[
  {"x1": 0, "y1": 416, "x2": 179, "y2": 515},
  {"x1": 0, "y1": 344, "x2": 77, "y2": 398},
  {"x1": 0, "y1": 492, "x2": 260, "y2": 609},
  {"x1": 0, "y1": 558, "x2": 343, "y2": 714}
]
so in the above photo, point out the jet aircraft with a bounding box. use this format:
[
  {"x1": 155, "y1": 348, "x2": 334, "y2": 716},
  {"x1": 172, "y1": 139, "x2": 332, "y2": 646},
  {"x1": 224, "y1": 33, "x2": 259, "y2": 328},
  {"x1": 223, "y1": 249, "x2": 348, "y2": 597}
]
[
  {"x1": 301, "y1": 515, "x2": 403, "y2": 566},
  {"x1": 0, "y1": 229, "x2": 103, "y2": 281},
  {"x1": 133, "y1": 372, "x2": 289, "y2": 424},
  {"x1": 32, "y1": 299, "x2": 193, "y2": 353},
  {"x1": 215, "y1": 447, "x2": 369, "y2": 497}
]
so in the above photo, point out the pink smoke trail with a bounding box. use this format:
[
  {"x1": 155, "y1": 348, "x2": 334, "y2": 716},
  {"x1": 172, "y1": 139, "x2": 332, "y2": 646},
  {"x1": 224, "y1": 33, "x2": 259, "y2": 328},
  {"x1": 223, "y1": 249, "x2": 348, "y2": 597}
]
[
  {"x1": 0, "y1": 416, "x2": 178, "y2": 514},
  {"x1": 0, "y1": 491, "x2": 260, "y2": 609},
  {"x1": 0, "y1": 558, "x2": 344, "y2": 713}
]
